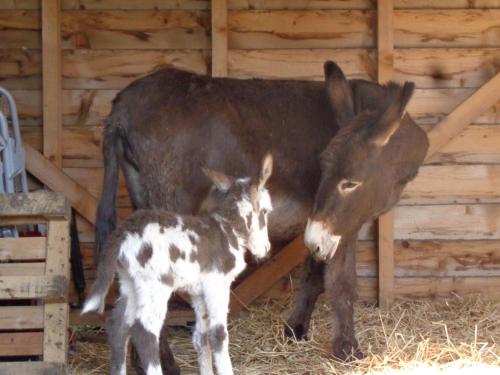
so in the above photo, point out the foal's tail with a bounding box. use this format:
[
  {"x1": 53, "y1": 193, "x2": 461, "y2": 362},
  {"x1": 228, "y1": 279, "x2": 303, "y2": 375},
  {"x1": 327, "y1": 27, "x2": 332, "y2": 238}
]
[
  {"x1": 81, "y1": 230, "x2": 122, "y2": 315},
  {"x1": 95, "y1": 116, "x2": 121, "y2": 266}
]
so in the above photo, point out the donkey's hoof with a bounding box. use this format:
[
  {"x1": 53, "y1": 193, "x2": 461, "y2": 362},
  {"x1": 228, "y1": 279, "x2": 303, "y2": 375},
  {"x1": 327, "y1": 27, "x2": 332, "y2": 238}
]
[
  {"x1": 332, "y1": 339, "x2": 364, "y2": 362},
  {"x1": 284, "y1": 321, "x2": 308, "y2": 341}
]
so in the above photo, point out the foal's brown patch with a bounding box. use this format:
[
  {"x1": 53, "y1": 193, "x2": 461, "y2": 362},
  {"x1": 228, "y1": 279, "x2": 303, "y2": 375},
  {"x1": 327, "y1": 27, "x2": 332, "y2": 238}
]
[
  {"x1": 160, "y1": 273, "x2": 174, "y2": 287},
  {"x1": 137, "y1": 242, "x2": 153, "y2": 267},
  {"x1": 169, "y1": 244, "x2": 185, "y2": 262}
]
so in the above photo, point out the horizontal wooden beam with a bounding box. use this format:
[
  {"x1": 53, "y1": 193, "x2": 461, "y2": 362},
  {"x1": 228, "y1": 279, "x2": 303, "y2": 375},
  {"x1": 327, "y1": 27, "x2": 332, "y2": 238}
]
[
  {"x1": 0, "y1": 191, "x2": 68, "y2": 219},
  {"x1": 426, "y1": 72, "x2": 500, "y2": 160},
  {"x1": 229, "y1": 235, "x2": 308, "y2": 315},
  {"x1": 0, "y1": 275, "x2": 68, "y2": 300},
  {"x1": 24, "y1": 143, "x2": 98, "y2": 224},
  {"x1": 0, "y1": 237, "x2": 47, "y2": 261},
  {"x1": 0, "y1": 362, "x2": 65, "y2": 375}
]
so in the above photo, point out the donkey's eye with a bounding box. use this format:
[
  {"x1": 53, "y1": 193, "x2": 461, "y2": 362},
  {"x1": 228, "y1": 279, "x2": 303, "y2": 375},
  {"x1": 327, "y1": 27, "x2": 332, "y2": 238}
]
[{"x1": 339, "y1": 180, "x2": 361, "y2": 193}]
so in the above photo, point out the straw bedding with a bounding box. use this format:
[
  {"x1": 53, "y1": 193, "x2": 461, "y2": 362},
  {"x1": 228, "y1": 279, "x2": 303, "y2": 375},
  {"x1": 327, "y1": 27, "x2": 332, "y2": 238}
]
[{"x1": 69, "y1": 295, "x2": 499, "y2": 374}]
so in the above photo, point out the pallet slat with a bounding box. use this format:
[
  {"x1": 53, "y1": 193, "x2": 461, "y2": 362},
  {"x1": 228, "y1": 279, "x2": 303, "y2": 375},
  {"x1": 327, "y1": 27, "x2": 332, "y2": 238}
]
[
  {"x1": 0, "y1": 275, "x2": 68, "y2": 299},
  {"x1": 0, "y1": 192, "x2": 69, "y2": 219},
  {"x1": 0, "y1": 237, "x2": 46, "y2": 261},
  {"x1": 0, "y1": 306, "x2": 44, "y2": 330},
  {"x1": 0, "y1": 332, "x2": 44, "y2": 356}
]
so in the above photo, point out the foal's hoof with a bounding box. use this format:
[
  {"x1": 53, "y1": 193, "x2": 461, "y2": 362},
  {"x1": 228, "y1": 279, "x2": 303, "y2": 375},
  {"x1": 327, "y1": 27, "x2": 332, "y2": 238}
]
[
  {"x1": 332, "y1": 340, "x2": 364, "y2": 362},
  {"x1": 284, "y1": 320, "x2": 308, "y2": 340}
]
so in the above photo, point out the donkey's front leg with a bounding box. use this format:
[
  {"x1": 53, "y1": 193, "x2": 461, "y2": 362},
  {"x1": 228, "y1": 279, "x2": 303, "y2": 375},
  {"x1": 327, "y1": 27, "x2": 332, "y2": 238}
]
[
  {"x1": 204, "y1": 282, "x2": 233, "y2": 375},
  {"x1": 324, "y1": 235, "x2": 363, "y2": 361},
  {"x1": 285, "y1": 255, "x2": 325, "y2": 340},
  {"x1": 191, "y1": 295, "x2": 214, "y2": 375}
]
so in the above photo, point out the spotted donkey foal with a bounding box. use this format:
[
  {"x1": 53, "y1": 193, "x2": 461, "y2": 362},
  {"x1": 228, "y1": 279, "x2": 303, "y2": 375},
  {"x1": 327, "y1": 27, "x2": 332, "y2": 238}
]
[{"x1": 82, "y1": 155, "x2": 273, "y2": 375}]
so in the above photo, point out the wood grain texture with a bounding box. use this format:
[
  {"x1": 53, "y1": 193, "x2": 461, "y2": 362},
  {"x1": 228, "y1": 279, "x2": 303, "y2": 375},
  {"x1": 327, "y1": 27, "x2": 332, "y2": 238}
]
[
  {"x1": 24, "y1": 144, "x2": 98, "y2": 224},
  {"x1": 228, "y1": 10, "x2": 374, "y2": 49},
  {"x1": 0, "y1": 362, "x2": 65, "y2": 375},
  {"x1": 0, "y1": 275, "x2": 68, "y2": 299},
  {"x1": 0, "y1": 262, "x2": 45, "y2": 276},
  {"x1": 228, "y1": 49, "x2": 375, "y2": 80},
  {"x1": 62, "y1": 49, "x2": 208, "y2": 89},
  {"x1": 0, "y1": 191, "x2": 68, "y2": 218},
  {"x1": 61, "y1": 10, "x2": 210, "y2": 49},
  {"x1": 43, "y1": 303, "x2": 68, "y2": 363},
  {"x1": 211, "y1": 0, "x2": 228, "y2": 76},
  {"x1": 402, "y1": 165, "x2": 500, "y2": 204},
  {"x1": 0, "y1": 306, "x2": 44, "y2": 329},
  {"x1": 394, "y1": 204, "x2": 500, "y2": 240},
  {"x1": 42, "y1": 0, "x2": 63, "y2": 168},
  {"x1": 425, "y1": 73, "x2": 500, "y2": 158},
  {"x1": 394, "y1": 9, "x2": 500, "y2": 47},
  {"x1": 0, "y1": 237, "x2": 46, "y2": 261},
  {"x1": 0, "y1": 331, "x2": 43, "y2": 356}
]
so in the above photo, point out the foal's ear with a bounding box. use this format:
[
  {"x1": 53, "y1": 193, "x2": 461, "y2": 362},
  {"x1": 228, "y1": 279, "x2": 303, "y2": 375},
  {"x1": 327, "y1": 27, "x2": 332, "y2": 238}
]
[
  {"x1": 258, "y1": 154, "x2": 273, "y2": 190},
  {"x1": 324, "y1": 60, "x2": 354, "y2": 127},
  {"x1": 201, "y1": 166, "x2": 233, "y2": 192}
]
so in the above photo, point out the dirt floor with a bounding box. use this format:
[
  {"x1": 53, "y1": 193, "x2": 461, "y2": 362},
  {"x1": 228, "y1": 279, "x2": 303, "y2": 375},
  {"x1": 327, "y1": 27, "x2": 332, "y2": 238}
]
[{"x1": 69, "y1": 295, "x2": 499, "y2": 375}]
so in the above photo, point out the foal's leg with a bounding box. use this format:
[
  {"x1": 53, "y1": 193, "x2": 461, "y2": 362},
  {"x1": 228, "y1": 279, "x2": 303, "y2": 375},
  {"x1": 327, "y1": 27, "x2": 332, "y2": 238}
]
[
  {"x1": 191, "y1": 295, "x2": 214, "y2": 375},
  {"x1": 285, "y1": 255, "x2": 325, "y2": 340},
  {"x1": 130, "y1": 281, "x2": 172, "y2": 375},
  {"x1": 324, "y1": 235, "x2": 363, "y2": 361},
  {"x1": 204, "y1": 281, "x2": 232, "y2": 375},
  {"x1": 107, "y1": 296, "x2": 132, "y2": 375}
]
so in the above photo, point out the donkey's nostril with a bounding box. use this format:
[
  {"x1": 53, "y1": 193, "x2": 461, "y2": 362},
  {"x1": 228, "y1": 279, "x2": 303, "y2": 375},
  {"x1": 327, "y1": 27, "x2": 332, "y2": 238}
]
[{"x1": 315, "y1": 246, "x2": 320, "y2": 253}]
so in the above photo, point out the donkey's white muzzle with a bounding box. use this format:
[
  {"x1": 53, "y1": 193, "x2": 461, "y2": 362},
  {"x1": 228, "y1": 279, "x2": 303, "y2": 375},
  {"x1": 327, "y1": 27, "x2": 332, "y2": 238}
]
[{"x1": 304, "y1": 219, "x2": 341, "y2": 260}]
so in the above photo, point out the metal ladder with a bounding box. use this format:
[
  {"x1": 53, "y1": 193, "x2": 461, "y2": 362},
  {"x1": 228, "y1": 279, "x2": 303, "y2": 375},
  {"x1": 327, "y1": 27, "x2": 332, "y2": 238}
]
[{"x1": 0, "y1": 86, "x2": 28, "y2": 194}]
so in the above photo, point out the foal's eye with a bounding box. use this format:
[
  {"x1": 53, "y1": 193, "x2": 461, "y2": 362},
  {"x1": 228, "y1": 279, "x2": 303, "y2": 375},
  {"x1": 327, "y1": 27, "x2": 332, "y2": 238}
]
[{"x1": 339, "y1": 180, "x2": 361, "y2": 193}]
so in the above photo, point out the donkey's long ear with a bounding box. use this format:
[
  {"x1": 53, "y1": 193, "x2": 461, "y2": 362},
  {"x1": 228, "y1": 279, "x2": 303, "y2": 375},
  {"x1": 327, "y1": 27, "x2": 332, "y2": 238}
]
[
  {"x1": 371, "y1": 81, "x2": 415, "y2": 147},
  {"x1": 324, "y1": 61, "x2": 354, "y2": 127},
  {"x1": 201, "y1": 166, "x2": 233, "y2": 192},
  {"x1": 258, "y1": 154, "x2": 273, "y2": 190}
]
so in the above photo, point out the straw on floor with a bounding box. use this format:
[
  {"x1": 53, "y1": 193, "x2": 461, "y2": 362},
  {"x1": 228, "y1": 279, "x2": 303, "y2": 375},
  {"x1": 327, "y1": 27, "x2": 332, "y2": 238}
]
[{"x1": 69, "y1": 295, "x2": 499, "y2": 375}]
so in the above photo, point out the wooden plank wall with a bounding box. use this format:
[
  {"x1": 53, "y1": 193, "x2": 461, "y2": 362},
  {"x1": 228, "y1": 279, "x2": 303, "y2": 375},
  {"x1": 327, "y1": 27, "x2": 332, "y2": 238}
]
[{"x1": 1, "y1": 0, "x2": 499, "y2": 305}]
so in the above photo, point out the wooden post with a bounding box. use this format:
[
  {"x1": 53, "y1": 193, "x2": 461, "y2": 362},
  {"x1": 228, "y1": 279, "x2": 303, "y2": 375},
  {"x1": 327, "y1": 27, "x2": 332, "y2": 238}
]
[
  {"x1": 42, "y1": 0, "x2": 62, "y2": 168},
  {"x1": 43, "y1": 220, "x2": 70, "y2": 365},
  {"x1": 211, "y1": 0, "x2": 228, "y2": 77},
  {"x1": 377, "y1": 0, "x2": 395, "y2": 309}
]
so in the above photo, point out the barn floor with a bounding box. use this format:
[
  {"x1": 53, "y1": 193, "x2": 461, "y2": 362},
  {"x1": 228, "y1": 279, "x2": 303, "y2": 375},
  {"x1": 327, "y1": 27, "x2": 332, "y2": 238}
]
[{"x1": 69, "y1": 295, "x2": 499, "y2": 375}]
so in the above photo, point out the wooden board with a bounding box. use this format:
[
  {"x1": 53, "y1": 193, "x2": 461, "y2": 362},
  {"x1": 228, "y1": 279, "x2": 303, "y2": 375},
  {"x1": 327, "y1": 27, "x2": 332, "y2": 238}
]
[
  {"x1": 61, "y1": 10, "x2": 210, "y2": 49},
  {"x1": 42, "y1": 0, "x2": 63, "y2": 168},
  {"x1": 0, "y1": 237, "x2": 46, "y2": 261},
  {"x1": 0, "y1": 263, "x2": 45, "y2": 276},
  {"x1": 228, "y1": 10, "x2": 374, "y2": 49},
  {"x1": 4, "y1": 0, "x2": 500, "y2": 11},
  {"x1": 0, "y1": 192, "x2": 68, "y2": 219},
  {"x1": 394, "y1": 204, "x2": 500, "y2": 240},
  {"x1": 0, "y1": 362, "x2": 65, "y2": 375},
  {"x1": 228, "y1": 49, "x2": 375, "y2": 80},
  {"x1": 211, "y1": 0, "x2": 228, "y2": 77},
  {"x1": 0, "y1": 306, "x2": 44, "y2": 330},
  {"x1": 0, "y1": 332, "x2": 43, "y2": 356},
  {"x1": 62, "y1": 49, "x2": 208, "y2": 89},
  {"x1": 0, "y1": 275, "x2": 68, "y2": 299},
  {"x1": 402, "y1": 165, "x2": 500, "y2": 204}
]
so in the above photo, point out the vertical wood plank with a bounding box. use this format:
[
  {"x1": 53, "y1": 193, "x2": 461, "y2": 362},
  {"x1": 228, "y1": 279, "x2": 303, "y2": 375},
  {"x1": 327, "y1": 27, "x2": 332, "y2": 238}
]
[
  {"x1": 377, "y1": 0, "x2": 395, "y2": 309},
  {"x1": 42, "y1": 0, "x2": 62, "y2": 168},
  {"x1": 211, "y1": 0, "x2": 228, "y2": 77},
  {"x1": 43, "y1": 220, "x2": 70, "y2": 364}
]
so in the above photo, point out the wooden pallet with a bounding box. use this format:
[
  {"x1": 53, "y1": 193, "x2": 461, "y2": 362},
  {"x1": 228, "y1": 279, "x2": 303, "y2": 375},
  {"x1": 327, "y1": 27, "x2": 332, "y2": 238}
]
[{"x1": 0, "y1": 192, "x2": 70, "y2": 374}]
